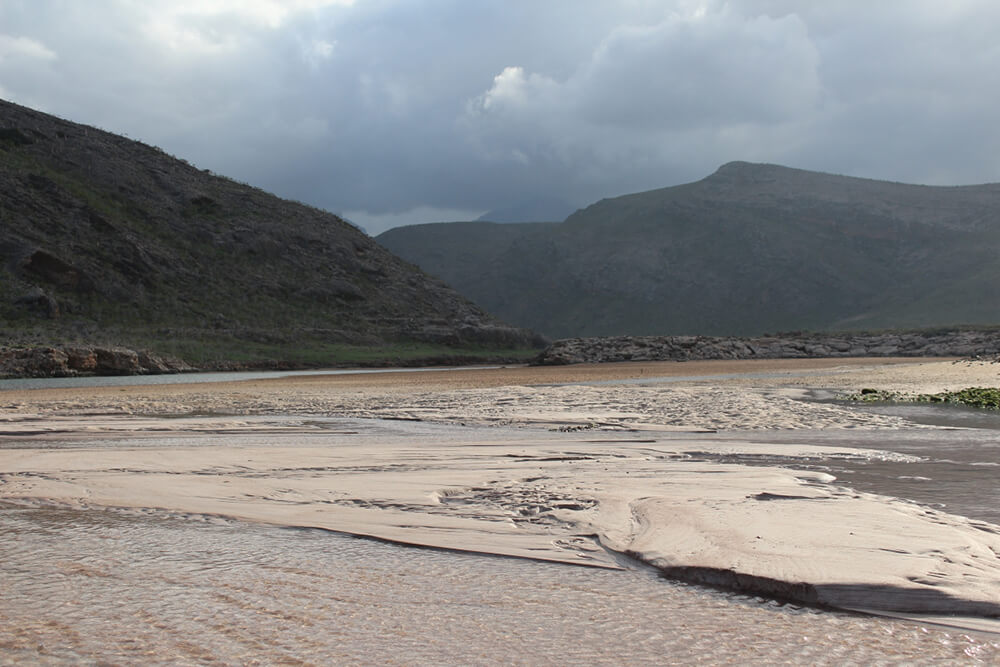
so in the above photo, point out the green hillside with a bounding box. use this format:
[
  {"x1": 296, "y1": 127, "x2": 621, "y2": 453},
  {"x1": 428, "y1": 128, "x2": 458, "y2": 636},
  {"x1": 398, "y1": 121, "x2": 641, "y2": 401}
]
[{"x1": 0, "y1": 99, "x2": 540, "y2": 366}]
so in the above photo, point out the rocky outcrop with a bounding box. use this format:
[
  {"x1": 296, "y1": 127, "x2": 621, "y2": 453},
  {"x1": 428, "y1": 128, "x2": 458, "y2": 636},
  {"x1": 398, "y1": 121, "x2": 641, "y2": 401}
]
[
  {"x1": 0, "y1": 346, "x2": 193, "y2": 378},
  {"x1": 534, "y1": 330, "x2": 1000, "y2": 365}
]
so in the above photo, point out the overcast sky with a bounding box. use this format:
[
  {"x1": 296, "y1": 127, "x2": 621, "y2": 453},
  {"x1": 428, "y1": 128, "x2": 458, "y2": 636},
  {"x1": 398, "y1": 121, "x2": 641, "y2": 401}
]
[{"x1": 2, "y1": 0, "x2": 999, "y2": 234}]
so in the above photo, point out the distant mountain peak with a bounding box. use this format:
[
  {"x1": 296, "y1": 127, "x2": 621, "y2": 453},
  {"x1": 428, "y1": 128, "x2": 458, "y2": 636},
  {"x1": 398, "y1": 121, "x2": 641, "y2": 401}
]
[
  {"x1": 706, "y1": 161, "x2": 806, "y2": 184},
  {"x1": 713, "y1": 160, "x2": 762, "y2": 173}
]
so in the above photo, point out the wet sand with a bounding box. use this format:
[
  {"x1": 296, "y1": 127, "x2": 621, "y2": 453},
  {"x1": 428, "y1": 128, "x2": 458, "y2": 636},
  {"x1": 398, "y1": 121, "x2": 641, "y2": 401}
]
[
  {"x1": 4, "y1": 358, "x2": 1000, "y2": 640},
  {"x1": 6, "y1": 502, "x2": 999, "y2": 666}
]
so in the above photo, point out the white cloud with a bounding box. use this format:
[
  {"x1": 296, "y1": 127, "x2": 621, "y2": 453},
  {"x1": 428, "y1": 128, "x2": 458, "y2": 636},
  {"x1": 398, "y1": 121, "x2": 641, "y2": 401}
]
[
  {"x1": 470, "y1": 66, "x2": 559, "y2": 115},
  {"x1": 148, "y1": 0, "x2": 354, "y2": 30},
  {"x1": 466, "y1": 8, "x2": 820, "y2": 137},
  {"x1": 135, "y1": 0, "x2": 354, "y2": 55},
  {"x1": 574, "y1": 11, "x2": 820, "y2": 128},
  {"x1": 3, "y1": 0, "x2": 1000, "y2": 227},
  {"x1": 458, "y1": 5, "x2": 823, "y2": 197},
  {"x1": 458, "y1": 1, "x2": 1000, "y2": 192},
  {"x1": 0, "y1": 35, "x2": 57, "y2": 62}
]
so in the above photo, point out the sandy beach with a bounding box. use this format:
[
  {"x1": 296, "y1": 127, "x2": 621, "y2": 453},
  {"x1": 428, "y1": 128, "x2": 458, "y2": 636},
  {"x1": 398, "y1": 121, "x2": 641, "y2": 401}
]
[{"x1": 3, "y1": 357, "x2": 1000, "y2": 661}]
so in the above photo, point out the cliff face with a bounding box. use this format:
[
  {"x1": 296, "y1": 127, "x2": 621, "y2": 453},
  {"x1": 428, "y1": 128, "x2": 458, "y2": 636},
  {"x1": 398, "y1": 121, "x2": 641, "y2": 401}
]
[
  {"x1": 0, "y1": 99, "x2": 539, "y2": 362},
  {"x1": 379, "y1": 162, "x2": 1000, "y2": 339}
]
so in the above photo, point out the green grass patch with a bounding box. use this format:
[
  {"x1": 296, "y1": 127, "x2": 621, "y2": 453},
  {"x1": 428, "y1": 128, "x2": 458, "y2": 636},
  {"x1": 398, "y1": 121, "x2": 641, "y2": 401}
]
[{"x1": 137, "y1": 334, "x2": 539, "y2": 369}]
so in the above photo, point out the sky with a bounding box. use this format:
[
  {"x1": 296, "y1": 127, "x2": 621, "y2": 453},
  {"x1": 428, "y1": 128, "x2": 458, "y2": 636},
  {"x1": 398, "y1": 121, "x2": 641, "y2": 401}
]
[{"x1": 1, "y1": 0, "x2": 999, "y2": 235}]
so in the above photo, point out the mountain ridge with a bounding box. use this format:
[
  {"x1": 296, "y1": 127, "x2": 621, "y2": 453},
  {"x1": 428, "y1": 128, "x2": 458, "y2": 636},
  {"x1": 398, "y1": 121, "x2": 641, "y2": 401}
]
[{"x1": 379, "y1": 162, "x2": 1000, "y2": 339}]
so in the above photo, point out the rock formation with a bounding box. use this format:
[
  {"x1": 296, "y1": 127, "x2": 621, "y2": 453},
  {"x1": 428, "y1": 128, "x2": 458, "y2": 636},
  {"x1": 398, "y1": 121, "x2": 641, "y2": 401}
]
[
  {"x1": 0, "y1": 345, "x2": 193, "y2": 378},
  {"x1": 535, "y1": 330, "x2": 1000, "y2": 365}
]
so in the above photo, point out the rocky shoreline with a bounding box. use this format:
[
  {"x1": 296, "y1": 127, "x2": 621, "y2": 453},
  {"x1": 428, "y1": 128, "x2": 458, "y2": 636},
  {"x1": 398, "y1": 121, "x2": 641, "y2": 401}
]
[
  {"x1": 0, "y1": 344, "x2": 537, "y2": 379},
  {"x1": 0, "y1": 346, "x2": 194, "y2": 378},
  {"x1": 534, "y1": 330, "x2": 1000, "y2": 365},
  {"x1": 8, "y1": 329, "x2": 1000, "y2": 378}
]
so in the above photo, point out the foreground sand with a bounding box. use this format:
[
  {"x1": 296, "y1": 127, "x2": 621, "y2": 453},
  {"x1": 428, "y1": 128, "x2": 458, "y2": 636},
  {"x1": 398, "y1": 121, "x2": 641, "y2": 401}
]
[{"x1": 3, "y1": 357, "x2": 1000, "y2": 629}]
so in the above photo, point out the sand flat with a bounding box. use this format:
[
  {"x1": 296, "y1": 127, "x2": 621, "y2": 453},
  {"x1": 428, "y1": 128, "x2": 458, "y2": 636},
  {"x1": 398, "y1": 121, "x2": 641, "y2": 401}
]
[{"x1": 3, "y1": 358, "x2": 1000, "y2": 626}]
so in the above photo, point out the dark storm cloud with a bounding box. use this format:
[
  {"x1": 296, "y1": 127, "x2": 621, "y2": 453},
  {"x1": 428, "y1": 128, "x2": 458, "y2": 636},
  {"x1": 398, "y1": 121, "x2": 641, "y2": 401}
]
[{"x1": 2, "y1": 1, "x2": 999, "y2": 234}]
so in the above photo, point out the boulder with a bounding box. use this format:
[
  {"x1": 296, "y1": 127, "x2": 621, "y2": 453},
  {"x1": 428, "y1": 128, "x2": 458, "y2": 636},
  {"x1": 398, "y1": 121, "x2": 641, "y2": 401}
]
[{"x1": 94, "y1": 348, "x2": 142, "y2": 375}]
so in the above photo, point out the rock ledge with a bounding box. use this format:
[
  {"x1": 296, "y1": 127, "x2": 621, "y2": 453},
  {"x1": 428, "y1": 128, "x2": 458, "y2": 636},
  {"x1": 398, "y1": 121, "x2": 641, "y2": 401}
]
[
  {"x1": 535, "y1": 331, "x2": 1000, "y2": 365},
  {"x1": 0, "y1": 346, "x2": 193, "y2": 378}
]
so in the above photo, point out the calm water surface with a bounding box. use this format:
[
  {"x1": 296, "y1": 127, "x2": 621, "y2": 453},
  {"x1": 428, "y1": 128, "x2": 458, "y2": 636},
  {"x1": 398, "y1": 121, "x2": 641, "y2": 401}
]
[{"x1": 0, "y1": 366, "x2": 499, "y2": 391}]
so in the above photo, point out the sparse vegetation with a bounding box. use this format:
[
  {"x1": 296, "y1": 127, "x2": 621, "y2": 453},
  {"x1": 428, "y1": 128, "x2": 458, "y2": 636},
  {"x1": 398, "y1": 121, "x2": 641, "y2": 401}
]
[
  {"x1": 915, "y1": 387, "x2": 1000, "y2": 409},
  {"x1": 847, "y1": 388, "x2": 908, "y2": 402},
  {"x1": 847, "y1": 387, "x2": 1000, "y2": 409},
  {"x1": 0, "y1": 98, "x2": 541, "y2": 375},
  {"x1": 133, "y1": 333, "x2": 539, "y2": 368}
]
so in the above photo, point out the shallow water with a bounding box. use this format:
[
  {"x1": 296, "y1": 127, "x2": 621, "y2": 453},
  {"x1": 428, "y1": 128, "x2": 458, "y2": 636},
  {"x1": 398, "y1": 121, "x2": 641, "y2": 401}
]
[
  {"x1": 2, "y1": 503, "x2": 996, "y2": 665},
  {"x1": 856, "y1": 401, "x2": 1000, "y2": 431},
  {"x1": 714, "y1": 402, "x2": 1000, "y2": 526},
  {"x1": 0, "y1": 365, "x2": 498, "y2": 391}
]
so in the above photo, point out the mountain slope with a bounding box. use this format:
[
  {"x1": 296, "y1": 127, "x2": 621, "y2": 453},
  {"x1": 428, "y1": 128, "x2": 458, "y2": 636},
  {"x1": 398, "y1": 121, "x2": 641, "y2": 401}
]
[
  {"x1": 0, "y1": 99, "x2": 539, "y2": 364},
  {"x1": 378, "y1": 162, "x2": 1000, "y2": 338}
]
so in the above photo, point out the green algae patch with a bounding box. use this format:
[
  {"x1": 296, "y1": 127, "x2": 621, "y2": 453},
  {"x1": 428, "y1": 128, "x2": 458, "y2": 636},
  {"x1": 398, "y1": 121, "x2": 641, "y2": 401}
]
[
  {"x1": 847, "y1": 387, "x2": 1000, "y2": 409},
  {"x1": 914, "y1": 387, "x2": 1000, "y2": 409}
]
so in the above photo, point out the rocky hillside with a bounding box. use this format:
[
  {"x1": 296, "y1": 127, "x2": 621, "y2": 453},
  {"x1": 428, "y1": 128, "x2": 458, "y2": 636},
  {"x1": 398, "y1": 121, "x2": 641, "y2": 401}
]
[
  {"x1": 379, "y1": 162, "x2": 1000, "y2": 339},
  {"x1": 0, "y1": 99, "x2": 541, "y2": 368}
]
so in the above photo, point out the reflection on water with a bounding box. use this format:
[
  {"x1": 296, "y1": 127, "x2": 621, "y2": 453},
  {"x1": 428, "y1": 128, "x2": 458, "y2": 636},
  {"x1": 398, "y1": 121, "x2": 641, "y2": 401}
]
[{"x1": 1, "y1": 504, "x2": 995, "y2": 665}]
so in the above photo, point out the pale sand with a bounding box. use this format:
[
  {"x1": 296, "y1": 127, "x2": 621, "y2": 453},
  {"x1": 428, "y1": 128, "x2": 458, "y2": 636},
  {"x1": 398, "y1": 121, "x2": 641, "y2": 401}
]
[{"x1": 3, "y1": 358, "x2": 1000, "y2": 626}]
